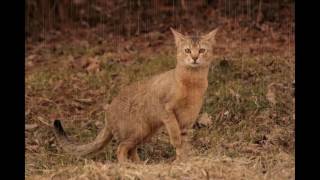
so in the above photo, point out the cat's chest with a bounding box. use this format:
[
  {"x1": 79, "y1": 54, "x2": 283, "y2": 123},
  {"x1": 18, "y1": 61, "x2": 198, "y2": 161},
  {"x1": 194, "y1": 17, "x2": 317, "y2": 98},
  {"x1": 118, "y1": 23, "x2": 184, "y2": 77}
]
[
  {"x1": 177, "y1": 94, "x2": 204, "y2": 119},
  {"x1": 173, "y1": 87, "x2": 206, "y2": 127},
  {"x1": 176, "y1": 83, "x2": 207, "y2": 106},
  {"x1": 178, "y1": 90, "x2": 204, "y2": 107}
]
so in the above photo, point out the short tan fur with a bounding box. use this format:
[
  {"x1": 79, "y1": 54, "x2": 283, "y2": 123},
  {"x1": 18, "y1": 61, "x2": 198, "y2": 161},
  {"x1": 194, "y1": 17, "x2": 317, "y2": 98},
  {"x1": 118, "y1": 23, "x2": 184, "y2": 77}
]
[{"x1": 53, "y1": 27, "x2": 219, "y2": 163}]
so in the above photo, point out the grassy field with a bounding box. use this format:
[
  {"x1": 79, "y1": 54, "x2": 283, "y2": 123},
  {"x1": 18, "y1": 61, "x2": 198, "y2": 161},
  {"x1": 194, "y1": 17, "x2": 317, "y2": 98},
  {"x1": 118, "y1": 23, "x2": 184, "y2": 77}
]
[{"x1": 25, "y1": 25, "x2": 295, "y2": 179}]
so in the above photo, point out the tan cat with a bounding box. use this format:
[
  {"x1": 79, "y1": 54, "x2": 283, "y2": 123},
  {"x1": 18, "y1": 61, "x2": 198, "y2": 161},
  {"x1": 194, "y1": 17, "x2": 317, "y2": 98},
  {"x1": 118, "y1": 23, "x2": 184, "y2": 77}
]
[{"x1": 53, "y1": 27, "x2": 219, "y2": 163}]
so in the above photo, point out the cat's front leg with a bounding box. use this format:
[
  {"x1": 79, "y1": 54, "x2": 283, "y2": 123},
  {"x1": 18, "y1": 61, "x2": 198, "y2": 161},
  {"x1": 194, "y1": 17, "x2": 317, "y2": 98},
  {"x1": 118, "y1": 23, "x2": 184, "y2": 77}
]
[
  {"x1": 173, "y1": 129, "x2": 193, "y2": 162},
  {"x1": 181, "y1": 129, "x2": 193, "y2": 154},
  {"x1": 161, "y1": 111, "x2": 183, "y2": 162}
]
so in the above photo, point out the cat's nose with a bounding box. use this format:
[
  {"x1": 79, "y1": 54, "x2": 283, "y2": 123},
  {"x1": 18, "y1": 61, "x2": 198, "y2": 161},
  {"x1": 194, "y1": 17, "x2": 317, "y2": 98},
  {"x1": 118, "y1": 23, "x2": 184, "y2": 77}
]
[{"x1": 192, "y1": 56, "x2": 198, "y2": 61}]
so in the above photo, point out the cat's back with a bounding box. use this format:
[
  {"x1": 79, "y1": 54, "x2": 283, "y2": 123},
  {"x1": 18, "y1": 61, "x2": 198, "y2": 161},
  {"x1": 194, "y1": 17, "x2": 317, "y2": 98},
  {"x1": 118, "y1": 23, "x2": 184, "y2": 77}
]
[
  {"x1": 119, "y1": 69, "x2": 175, "y2": 96},
  {"x1": 106, "y1": 69, "x2": 175, "y2": 127},
  {"x1": 109, "y1": 69, "x2": 175, "y2": 108}
]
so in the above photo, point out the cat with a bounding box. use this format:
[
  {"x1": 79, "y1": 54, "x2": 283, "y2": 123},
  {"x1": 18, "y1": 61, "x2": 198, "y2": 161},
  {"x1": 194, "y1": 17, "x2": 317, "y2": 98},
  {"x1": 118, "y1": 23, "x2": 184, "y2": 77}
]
[{"x1": 53, "y1": 27, "x2": 219, "y2": 163}]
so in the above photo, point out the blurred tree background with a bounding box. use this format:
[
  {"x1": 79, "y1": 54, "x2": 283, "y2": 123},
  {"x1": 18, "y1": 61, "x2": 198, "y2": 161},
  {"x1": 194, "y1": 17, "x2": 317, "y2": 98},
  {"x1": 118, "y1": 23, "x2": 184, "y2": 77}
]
[{"x1": 26, "y1": 0, "x2": 294, "y2": 40}]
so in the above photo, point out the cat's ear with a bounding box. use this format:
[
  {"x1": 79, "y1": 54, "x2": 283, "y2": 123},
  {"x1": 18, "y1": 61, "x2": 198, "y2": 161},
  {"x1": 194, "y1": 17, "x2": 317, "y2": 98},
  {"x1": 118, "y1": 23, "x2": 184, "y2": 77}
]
[
  {"x1": 170, "y1": 27, "x2": 186, "y2": 46},
  {"x1": 202, "y1": 28, "x2": 219, "y2": 44}
]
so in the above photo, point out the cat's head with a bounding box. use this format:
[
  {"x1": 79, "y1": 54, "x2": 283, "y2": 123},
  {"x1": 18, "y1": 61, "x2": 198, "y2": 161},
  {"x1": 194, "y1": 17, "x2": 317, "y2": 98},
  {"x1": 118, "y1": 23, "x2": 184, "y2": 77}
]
[{"x1": 170, "y1": 28, "x2": 219, "y2": 69}]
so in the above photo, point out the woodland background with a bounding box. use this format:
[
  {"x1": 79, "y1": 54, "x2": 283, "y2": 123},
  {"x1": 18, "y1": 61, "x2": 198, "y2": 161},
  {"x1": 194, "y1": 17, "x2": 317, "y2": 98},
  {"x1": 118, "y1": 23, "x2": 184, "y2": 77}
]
[{"x1": 26, "y1": 0, "x2": 295, "y2": 179}]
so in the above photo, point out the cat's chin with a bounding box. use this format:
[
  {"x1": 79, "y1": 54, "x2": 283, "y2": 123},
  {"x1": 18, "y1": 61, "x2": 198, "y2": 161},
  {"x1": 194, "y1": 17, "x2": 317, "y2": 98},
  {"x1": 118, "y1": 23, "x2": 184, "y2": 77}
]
[{"x1": 187, "y1": 63, "x2": 201, "y2": 68}]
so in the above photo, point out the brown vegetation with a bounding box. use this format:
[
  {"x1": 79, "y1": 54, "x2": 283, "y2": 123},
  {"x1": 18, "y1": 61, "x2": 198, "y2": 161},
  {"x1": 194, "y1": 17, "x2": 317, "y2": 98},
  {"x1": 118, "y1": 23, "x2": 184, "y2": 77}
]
[{"x1": 26, "y1": 1, "x2": 294, "y2": 179}]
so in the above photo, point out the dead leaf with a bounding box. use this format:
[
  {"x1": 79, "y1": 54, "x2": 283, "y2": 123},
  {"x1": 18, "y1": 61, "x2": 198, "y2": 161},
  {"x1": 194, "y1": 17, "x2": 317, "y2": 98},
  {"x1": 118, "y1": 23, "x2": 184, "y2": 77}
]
[
  {"x1": 229, "y1": 88, "x2": 239, "y2": 97},
  {"x1": 266, "y1": 83, "x2": 277, "y2": 105},
  {"x1": 229, "y1": 88, "x2": 240, "y2": 103},
  {"x1": 70, "y1": 101, "x2": 85, "y2": 109},
  {"x1": 27, "y1": 54, "x2": 37, "y2": 61},
  {"x1": 37, "y1": 116, "x2": 50, "y2": 126},
  {"x1": 198, "y1": 112, "x2": 212, "y2": 127},
  {"x1": 222, "y1": 142, "x2": 241, "y2": 149},
  {"x1": 26, "y1": 145, "x2": 39, "y2": 152},
  {"x1": 198, "y1": 137, "x2": 211, "y2": 145},
  {"x1": 241, "y1": 144, "x2": 262, "y2": 154},
  {"x1": 25, "y1": 124, "x2": 39, "y2": 131},
  {"x1": 26, "y1": 60, "x2": 34, "y2": 68},
  {"x1": 52, "y1": 80, "x2": 64, "y2": 91},
  {"x1": 95, "y1": 121, "x2": 103, "y2": 128},
  {"x1": 86, "y1": 57, "x2": 101, "y2": 73},
  {"x1": 77, "y1": 57, "x2": 89, "y2": 68},
  {"x1": 103, "y1": 104, "x2": 110, "y2": 111},
  {"x1": 75, "y1": 98, "x2": 94, "y2": 104}
]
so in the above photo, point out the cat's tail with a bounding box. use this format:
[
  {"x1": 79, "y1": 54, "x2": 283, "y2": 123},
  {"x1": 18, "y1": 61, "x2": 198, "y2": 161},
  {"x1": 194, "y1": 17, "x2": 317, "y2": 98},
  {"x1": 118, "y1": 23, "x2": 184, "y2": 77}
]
[{"x1": 53, "y1": 119, "x2": 113, "y2": 156}]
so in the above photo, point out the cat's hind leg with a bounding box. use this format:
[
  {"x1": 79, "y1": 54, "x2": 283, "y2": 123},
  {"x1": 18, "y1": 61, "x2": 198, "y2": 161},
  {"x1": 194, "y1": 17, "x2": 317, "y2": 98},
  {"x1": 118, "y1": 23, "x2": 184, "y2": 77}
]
[
  {"x1": 128, "y1": 147, "x2": 141, "y2": 163},
  {"x1": 117, "y1": 133, "x2": 146, "y2": 163},
  {"x1": 116, "y1": 141, "x2": 136, "y2": 163}
]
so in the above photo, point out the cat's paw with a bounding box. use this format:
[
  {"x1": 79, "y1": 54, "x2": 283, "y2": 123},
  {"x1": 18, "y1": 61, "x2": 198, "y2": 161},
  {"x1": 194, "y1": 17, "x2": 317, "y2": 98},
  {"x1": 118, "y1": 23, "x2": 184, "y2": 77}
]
[{"x1": 172, "y1": 156, "x2": 183, "y2": 164}]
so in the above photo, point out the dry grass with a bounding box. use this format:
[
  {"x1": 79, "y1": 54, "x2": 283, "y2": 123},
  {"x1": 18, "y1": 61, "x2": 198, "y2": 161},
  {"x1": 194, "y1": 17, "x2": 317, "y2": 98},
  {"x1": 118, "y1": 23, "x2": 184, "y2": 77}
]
[
  {"x1": 27, "y1": 155, "x2": 294, "y2": 180},
  {"x1": 25, "y1": 21, "x2": 295, "y2": 179}
]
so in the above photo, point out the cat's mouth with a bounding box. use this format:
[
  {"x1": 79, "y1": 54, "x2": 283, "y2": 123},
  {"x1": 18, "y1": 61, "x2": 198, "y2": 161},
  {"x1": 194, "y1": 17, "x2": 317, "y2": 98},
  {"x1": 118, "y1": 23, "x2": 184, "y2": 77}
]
[
  {"x1": 189, "y1": 62, "x2": 201, "y2": 67},
  {"x1": 185, "y1": 59, "x2": 201, "y2": 67}
]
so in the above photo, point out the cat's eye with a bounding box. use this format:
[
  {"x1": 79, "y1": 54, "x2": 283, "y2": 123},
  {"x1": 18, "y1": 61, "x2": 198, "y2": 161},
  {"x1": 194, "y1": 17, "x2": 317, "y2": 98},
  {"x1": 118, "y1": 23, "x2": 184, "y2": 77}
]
[
  {"x1": 185, "y1": 49, "x2": 191, "y2": 53},
  {"x1": 199, "y1": 48, "x2": 206, "y2": 53}
]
